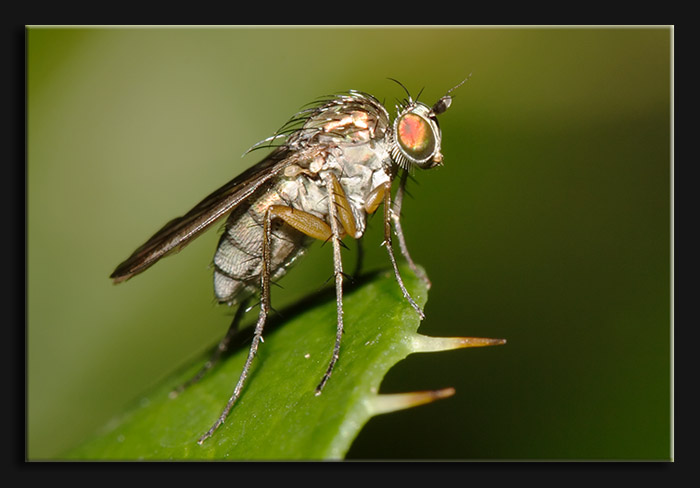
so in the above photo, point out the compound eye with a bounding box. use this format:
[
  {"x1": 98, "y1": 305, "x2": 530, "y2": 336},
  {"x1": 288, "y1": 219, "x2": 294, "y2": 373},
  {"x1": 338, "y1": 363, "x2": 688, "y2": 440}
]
[{"x1": 396, "y1": 113, "x2": 436, "y2": 162}]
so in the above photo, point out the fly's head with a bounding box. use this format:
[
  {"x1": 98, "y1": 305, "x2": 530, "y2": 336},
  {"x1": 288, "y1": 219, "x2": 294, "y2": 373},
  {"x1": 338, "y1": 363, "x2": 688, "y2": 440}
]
[{"x1": 389, "y1": 77, "x2": 469, "y2": 171}]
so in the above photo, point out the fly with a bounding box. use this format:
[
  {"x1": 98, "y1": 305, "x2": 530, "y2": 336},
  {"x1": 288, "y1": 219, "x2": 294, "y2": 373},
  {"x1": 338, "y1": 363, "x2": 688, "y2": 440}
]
[{"x1": 110, "y1": 78, "x2": 469, "y2": 444}]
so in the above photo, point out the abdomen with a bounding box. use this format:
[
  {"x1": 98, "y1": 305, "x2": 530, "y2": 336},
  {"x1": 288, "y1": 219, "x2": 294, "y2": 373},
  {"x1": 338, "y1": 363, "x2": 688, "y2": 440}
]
[{"x1": 213, "y1": 185, "x2": 311, "y2": 305}]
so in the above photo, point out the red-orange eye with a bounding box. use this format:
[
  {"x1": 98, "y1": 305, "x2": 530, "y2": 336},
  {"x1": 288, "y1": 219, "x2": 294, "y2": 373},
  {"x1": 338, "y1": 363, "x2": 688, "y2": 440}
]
[{"x1": 397, "y1": 113, "x2": 436, "y2": 161}]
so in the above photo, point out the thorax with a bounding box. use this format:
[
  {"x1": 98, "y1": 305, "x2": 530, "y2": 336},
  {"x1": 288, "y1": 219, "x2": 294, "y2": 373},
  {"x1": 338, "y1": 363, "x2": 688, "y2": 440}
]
[{"x1": 276, "y1": 139, "x2": 393, "y2": 239}]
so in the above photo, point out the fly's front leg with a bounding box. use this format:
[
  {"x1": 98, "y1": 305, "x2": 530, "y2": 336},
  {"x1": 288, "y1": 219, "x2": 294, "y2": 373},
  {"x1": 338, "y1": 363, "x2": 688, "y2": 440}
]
[
  {"x1": 365, "y1": 180, "x2": 425, "y2": 320},
  {"x1": 392, "y1": 170, "x2": 432, "y2": 288}
]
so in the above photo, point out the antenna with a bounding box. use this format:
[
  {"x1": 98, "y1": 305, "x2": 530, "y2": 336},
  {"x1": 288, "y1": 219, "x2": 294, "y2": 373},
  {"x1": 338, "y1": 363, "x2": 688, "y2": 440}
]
[{"x1": 432, "y1": 74, "x2": 472, "y2": 115}]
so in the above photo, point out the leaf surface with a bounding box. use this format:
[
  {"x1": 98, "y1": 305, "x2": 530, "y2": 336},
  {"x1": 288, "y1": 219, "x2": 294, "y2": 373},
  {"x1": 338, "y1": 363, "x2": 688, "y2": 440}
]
[{"x1": 66, "y1": 265, "x2": 499, "y2": 460}]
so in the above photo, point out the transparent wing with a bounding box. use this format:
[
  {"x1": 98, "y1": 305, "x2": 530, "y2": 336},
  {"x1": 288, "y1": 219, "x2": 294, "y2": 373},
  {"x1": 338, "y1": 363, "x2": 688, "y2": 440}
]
[{"x1": 110, "y1": 148, "x2": 294, "y2": 283}]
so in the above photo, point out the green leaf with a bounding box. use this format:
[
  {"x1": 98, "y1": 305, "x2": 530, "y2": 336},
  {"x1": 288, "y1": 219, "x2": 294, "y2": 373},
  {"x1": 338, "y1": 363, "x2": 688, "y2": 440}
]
[{"x1": 65, "y1": 265, "x2": 503, "y2": 460}]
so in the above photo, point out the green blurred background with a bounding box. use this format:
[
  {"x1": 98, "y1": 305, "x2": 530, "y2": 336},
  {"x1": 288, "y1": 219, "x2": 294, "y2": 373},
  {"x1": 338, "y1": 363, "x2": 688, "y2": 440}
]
[{"x1": 27, "y1": 27, "x2": 671, "y2": 460}]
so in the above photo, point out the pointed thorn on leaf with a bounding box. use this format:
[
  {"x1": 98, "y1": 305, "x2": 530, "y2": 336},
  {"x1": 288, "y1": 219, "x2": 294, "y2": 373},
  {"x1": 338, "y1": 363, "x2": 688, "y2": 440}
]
[
  {"x1": 410, "y1": 335, "x2": 506, "y2": 353},
  {"x1": 366, "y1": 387, "x2": 456, "y2": 416}
]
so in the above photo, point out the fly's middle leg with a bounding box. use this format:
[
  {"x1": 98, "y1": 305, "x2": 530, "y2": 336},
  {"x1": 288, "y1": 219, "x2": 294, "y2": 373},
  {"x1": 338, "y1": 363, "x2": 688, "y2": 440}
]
[{"x1": 314, "y1": 173, "x2": 352, "y2": 395}]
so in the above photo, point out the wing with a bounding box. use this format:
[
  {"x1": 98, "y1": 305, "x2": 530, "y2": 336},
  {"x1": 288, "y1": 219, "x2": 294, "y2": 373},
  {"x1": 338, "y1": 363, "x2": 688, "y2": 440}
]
[{"x1": 110, "y1": 147, "x2": 294, "y2": 283}]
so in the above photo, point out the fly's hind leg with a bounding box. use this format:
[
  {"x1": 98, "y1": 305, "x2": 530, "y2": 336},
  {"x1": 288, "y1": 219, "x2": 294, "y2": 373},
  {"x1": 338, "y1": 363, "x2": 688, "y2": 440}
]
[
  {"x1": 169, "y1": 297, "x2": 251, "y2": 400},
  {"x1": 198, "y1": 206, "x2": 280, "y2": 444},
  {"x1": 197, "y1": 200, "x2": 340, "y2": 443}
]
